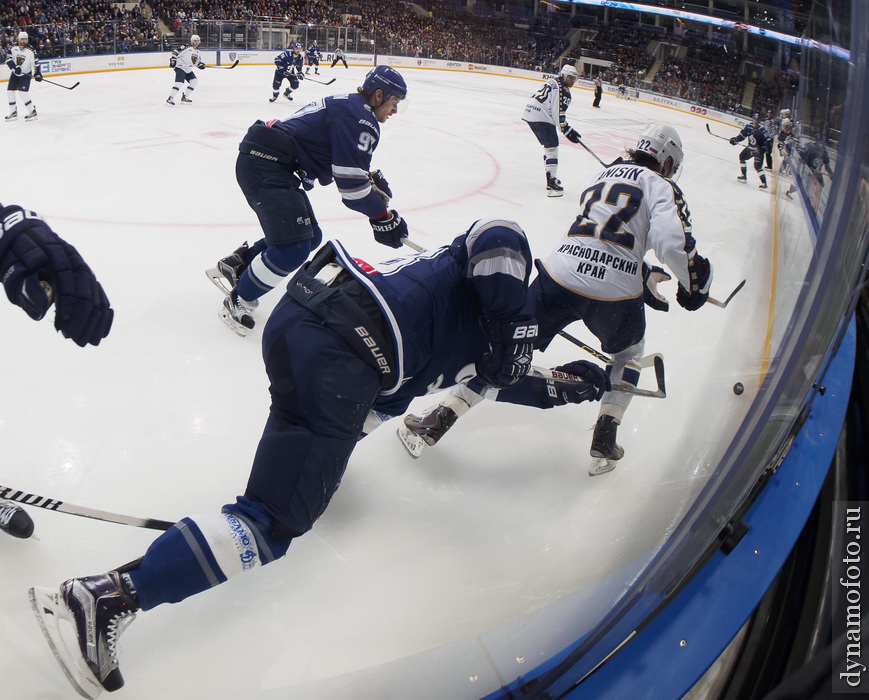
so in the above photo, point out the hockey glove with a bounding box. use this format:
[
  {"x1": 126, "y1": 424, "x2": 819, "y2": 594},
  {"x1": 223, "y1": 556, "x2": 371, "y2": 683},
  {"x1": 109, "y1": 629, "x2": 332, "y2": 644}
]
[
  {"x1": 475, "y1": 316, "x2": 538, "y2": 389},
  {"x1": 197, "y1": 62, "x2": 206, "y2": 70},
  {"x1": 368, "y1": 170, "x2": 392, "y2": 205},
  {"x1": 297, "y1": 71, "x2": 305, "y2": 80},
  {"x1": 0, "y1": 205, "x2": 113, "y2": 346},
  {"x1": 13, "y1": 66, "x2": 22, "y2": 76},
  {"x1": 729, "y1": 136, "x2": 739, "y2": 145},
  {"x1": 34, "y1": 73, "x2": 42, "y2": 82},
  {"x1": 369, "y1": 209, "x2": 407, "y2": 249},
  {"x1": 676, "y1": 253, "x2": 713, "y2": 312},
  {"x1": 169, "y1": 57, "x2": 177, "y2": 68},
  {"x1": 551, "y1": 360, "x2": 611, "y2": 402},
  {"x1": 564, "y1": 127, "x2": 582, "y2": 144},
  {"x1": 642, "y1": 262, "x2": 671, "y2": 312}
]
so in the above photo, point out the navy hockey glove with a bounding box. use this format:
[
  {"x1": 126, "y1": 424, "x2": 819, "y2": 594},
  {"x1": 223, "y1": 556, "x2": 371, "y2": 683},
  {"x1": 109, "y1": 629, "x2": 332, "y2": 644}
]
[
  {"x1": 551, "y1": 360, "x2": 611, "y2": 402},
  {"x1": 368, "y1": 170, "x2": 392, "y2": 204},
  {"x1": 0, "y1": 205, "x2": 113, "y2": 346},
  {"x1": 676, "y1": 253, "x2": 713, "y2": 312},
  {"x1": 169, "y1": 57, "x2": 177, "y2": 68},
  {"x1": 476, "y1": 316, "x2": 538, "y2": 389},
  {"x1": 296, "y1": 71, "x2": 305, "y2": 80},
  {"x1": 34, "y1": 73, "x2": 42, "y2": 82},
  {"x1": 642, "y1": 262, "x2": 671, "y2": 312},
  {"x1": 369, "y1": 209, "x2": 407, "y2": 249},
  {"x1": 729, "y1": 136, "x2": 739, "y2": 145},
  {"x1": 197, "y1": 62, "x2": 206, "y2": 70},
  {"x1": 13, "y1": 66, "x2": 22, "y2": 76},
  {"x1": 564, "y1": 127, "x2": 582, "y2": 144}
]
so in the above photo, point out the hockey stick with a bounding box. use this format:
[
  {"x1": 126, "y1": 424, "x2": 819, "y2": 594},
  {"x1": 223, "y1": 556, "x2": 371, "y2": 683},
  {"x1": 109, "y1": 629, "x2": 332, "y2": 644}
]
[
  {"x1": 531, "y1": 354, "x2": 666, "y2": 398},
  {"x1": 210, "y1": 59, "x2": 240, "y2": 70},
  {"x1": 705, "y1": 123, "x2": 733, "y2": 142},
  {"x1": 39, "y1": 77, "x2": 80, "y2": 90},
  {"x1": 556, "y1": 330, "x2": 662, "y2": 369},
  {"x1": 0, "y1": 484, "x2": 174, "y2": 531},
  {"x1": 303, "y1": 75, "x2": 336, "y2": 86},
  {"x1": 400, "y1": 237, "x2": 425, "y2": 253},
  {"x1": 576, "y1": 138, "x2": 610, "y2": 168},
  {"x1": 708, "y1": 279, "x2": 746, "y2": 308}
]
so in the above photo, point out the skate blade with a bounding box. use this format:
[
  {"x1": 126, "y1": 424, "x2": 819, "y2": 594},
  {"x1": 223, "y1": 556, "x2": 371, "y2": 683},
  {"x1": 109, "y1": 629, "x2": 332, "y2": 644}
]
[
  {"x1": 29, "y1": 587, "x2": 103, "y2": 700},
  {"x1": 396, "y1": 424, "x2": 426, "y2": 459},
  {"x1": 205, "y1": 268, "x2": 233, "y2": 296},
  {"x1": 546, "y1": 190, "x2": 564, "y2": 198},
  {"x1": 218, "y1": 308, "x2": 254, "y2": 337},
  {"x1": 588, "y1": 458, "x2": 618, "y2": 477}
]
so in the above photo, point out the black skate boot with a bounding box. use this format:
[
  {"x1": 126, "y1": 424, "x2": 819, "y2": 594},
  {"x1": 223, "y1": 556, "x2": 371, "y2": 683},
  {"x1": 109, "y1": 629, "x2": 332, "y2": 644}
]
[
  {"x1": 589, "y1": 414, "x2": 624, "y2": 476},
  {"x1": 181, "y1": 94, "x2": 193, "y2": 104},
  {"x1": 220, "y1": 288, "x2": 256, "y2": 336},
  {"x1": 30, "y1": 571, "x2": 140, "y2": 698},
  {"x1": 0, "y1": 499, "x2": 34, "y2": 539},
  {"x1": 284, "y1": 88, "x2": 293, "y2": 101},
  {"x1": 24, "y1": 109, "x2": 38, "y2": 121},
  {"x1": 269, "y1": 94, "x2": 278, "y2": 102},
  {"x1": 546, "y1": 173, "x2": 564, "y2": 197},
  {"x1": 5, "y1": 110, "x2": 18, "y2": 121},
  {"x1": 397, "y1": 405, "x2": 458, "y2": 458},
  {"x1": 205, "y1": 242, "x2": 257, "y2": 305}
]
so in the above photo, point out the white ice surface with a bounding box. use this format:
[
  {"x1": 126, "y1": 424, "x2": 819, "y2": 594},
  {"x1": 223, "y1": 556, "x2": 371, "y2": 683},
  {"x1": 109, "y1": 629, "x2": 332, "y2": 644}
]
[{"x1": 0, "y1": 64, "x2": 781, "y2": 699}]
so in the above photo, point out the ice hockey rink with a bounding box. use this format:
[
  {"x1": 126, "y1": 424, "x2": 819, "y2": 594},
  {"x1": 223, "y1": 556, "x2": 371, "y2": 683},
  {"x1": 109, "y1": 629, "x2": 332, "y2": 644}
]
[{"x1": 0, "y1": 63, "x2": 776, "y2": 698}]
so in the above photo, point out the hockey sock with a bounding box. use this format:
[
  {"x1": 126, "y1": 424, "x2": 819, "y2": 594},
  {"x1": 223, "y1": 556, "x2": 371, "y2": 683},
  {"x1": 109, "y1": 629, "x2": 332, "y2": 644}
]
[
  {"x1": 237, "y1": 240, "x2": 313, "y2": 302},
  {"x1": 7, "y1": 92, "x2": 15, "y2": 113},
  {"x1": 127, "y1": 497, "x2": 291, "y2": 610},
  {"x1": 544, "y1": 147, "x2": 559, "y2": 176},
  {"x1": 599, "y1": 339, "x2": 644, "y2": 420}
]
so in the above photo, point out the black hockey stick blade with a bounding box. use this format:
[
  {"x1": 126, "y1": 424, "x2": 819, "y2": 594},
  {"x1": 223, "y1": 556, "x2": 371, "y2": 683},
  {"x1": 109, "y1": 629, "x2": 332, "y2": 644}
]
[
  {"x1": 708, "y1": 279, "x2": 746, "y2": 308},
  {"x1": 0, "y1": 484, "x2": 174, "y2": 530},
  {"x1": 41, "y1": 77, "x2": 79, "y2": 90},
  {"x1": 210, "y1": 59, "x2": 239, "y2": 69},
  {"x1": 305, "y1": 76, "x2": 336, "y2": 86}
]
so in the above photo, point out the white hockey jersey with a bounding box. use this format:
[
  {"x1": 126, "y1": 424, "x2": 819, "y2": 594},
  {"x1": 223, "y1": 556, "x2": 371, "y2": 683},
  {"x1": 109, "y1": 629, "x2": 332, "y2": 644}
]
[
  {"x1": 522, "y1": 76, "x2": 571, "y2": 130},
  {"x1": 6, "y1": 46, "x2": 37, "y2": 75},
  {"x1": 171, "y1": 45, "x2": 203, "y2": 72},
  {"x1": 540, "y1": 162, "x2": 698, "y2": 300}
]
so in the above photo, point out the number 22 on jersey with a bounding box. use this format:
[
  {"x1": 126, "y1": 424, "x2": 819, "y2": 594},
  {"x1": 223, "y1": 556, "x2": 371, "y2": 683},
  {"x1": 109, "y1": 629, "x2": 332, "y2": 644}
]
[{"x1": 568, "y1": 182, "x2": 643, "y2": 251}]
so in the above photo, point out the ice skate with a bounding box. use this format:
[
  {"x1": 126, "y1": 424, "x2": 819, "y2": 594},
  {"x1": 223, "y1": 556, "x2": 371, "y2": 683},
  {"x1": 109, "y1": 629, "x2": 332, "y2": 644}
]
[
  {"x1": 166, "y1": 97, "x2": 175, "y2": 106},
  {"x1": 269, "y1": 95, "x2": 278, "y2": 102},
  {"x1": 5, "y1": 110, "x2": 18, "y2": 121},
  {"x1": 205, "y1": 242, "x2": 256, "y2": 301},
  {"x1": 24, "y1": 109, "x2": 37, "y2": 121},
  {"x1": 397, "y1": 405, "x2": 458, "y2": 458},
  {"x1": 0, "y1": 499, "x2": 34, "y2": 539},
  {"x1": 546, "y1": 173, "x2": 564, "y2": 197},
  {"x1": 181, "y1": 94, "x2": 193, "y2": 104},
  {"x1": 758, "y1": 181, "x2": 768, "y2": 189},
  {"x1": 588, "y1": 415, "x2": 624, "y2": 476},
  {"x1": 219, "y1": 289, "x2": 256, "y2": 336},
  {"x1": 284, "y1": 88, "x2": 293, "y2": 101},
  {"x1": 736, "y1": 174, "x2": 747, "y2": 182},
  {"x1": 30, "y1": 571, "x2": 139, "y2": 699}
]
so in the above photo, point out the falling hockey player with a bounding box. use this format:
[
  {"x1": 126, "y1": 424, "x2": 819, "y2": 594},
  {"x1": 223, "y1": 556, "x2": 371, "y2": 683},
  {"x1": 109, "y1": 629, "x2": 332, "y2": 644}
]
[
  {"x1": 29, "y1": 218, "x2": 610, "y2": 698},
  {"x1": 398, "y1": 123, "x2": 714, "y2": 475}
]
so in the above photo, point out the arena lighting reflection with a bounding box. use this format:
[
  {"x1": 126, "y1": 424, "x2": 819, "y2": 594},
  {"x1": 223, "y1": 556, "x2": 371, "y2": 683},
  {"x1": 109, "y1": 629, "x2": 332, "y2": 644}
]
[{"x1": 560, "y1": 0, "x2": 850, "y2": 59}]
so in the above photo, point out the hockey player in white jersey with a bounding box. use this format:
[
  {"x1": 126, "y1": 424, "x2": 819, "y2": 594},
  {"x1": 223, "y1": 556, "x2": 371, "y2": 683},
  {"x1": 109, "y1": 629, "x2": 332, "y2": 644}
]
[
  {"x1": 399, "y1": 123, "x2": 714, "y2": 475},
  {"x1": 166, "y1": 35, "x2": 205, "y2": 105},
  {"x1": 522, "y1": 64, "x2": 582, "y2": 196},
  {"x1": 5, "y1": 31, "x2": 42, "y2": 122}
]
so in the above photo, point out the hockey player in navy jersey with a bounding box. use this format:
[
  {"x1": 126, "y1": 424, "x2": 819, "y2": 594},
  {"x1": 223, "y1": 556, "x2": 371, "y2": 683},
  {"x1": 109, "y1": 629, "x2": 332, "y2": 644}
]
[
  {"x1": 400, "y1": 124, "x2": 713, "y2": 475},
  {"x1": 0, "y1": 202, "x2": 114, "y2": 540},
  {"x1": 730, "y1": 114, "x2": 770, "y2": 189},
  {"x1": 305, "y1": 39, "x2": 321, "y2": 74},
  {"x1": 269, "y1": 43, "x2": 305, "y2": 102},
  {"x1": 207, "y1": 65, "x2": 411, "y2": 336},
  {"x1": 29, "y1": 219, "x2": 609, "y2": 697},
  {"x1": 165, "y1": 34, "x2": 205, "y2": 105},
  {"x1": 522, "y1": 64, "x2": 582, "y2": 196}
]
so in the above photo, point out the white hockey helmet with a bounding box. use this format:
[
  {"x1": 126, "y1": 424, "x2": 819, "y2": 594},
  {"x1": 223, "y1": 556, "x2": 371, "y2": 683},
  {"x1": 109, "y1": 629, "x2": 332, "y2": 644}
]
[
  {"x1": 560, "y1": 64, "x2": 578, "y2": 79},
  {"x1": 781, "y1": 118, "x2": 793, "y2": 129},
  {"x1": 18, "y1": 31, "x2": 28, "y2": 41},
  {"x1": 191, "y1": 34, "x2": 201, "y2": 44},
  {"x1": 636, "y1": 123, "x2": 684, "y2": 179},
  {"x1": 780, "y1": 108, "x2": 791, "y2": 118}
]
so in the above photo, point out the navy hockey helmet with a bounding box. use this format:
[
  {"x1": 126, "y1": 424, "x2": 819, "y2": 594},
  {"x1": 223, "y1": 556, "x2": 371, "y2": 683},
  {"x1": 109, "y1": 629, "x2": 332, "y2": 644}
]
[{"x1": 362, "y1": 65, "x2": 408, "y2": 101}]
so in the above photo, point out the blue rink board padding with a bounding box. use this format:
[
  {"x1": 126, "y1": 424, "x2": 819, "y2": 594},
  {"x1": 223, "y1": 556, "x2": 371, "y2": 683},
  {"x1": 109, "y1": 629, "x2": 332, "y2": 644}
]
[{"x1": 486, "y1": 317, "x2": 855, "y2": 699}]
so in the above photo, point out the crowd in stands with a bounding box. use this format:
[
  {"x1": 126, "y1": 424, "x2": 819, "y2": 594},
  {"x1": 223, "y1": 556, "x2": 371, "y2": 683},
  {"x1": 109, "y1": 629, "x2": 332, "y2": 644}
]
[{"x1": 2, "y1": 0, "x2": 785, "y2": 116}]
